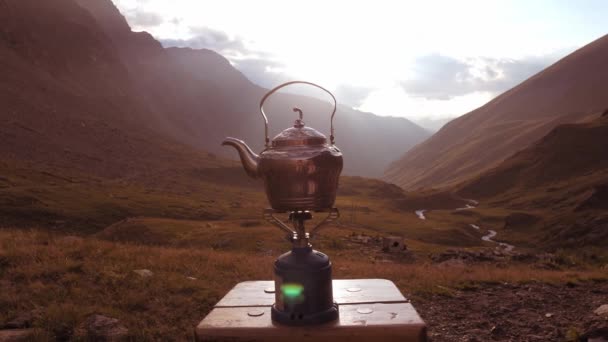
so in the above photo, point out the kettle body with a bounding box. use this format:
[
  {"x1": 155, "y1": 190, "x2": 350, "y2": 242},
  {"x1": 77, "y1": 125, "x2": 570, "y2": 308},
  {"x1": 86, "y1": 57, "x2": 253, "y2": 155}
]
[
  {"x1": 258, "y1": 142, "x2": 342, "y2": 212},
  {"x1": 222, "y1": 81, "x2": 343, "y2": 212}
]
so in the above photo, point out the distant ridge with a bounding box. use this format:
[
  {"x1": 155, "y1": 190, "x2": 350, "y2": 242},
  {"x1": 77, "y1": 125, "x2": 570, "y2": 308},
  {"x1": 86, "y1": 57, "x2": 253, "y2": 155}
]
[
  {"x1": 460, "y1": 113, "x2": 608, "y2": 199},
  {"x1": 385, "y1": 34, "x2": 608, "y2": 189}
]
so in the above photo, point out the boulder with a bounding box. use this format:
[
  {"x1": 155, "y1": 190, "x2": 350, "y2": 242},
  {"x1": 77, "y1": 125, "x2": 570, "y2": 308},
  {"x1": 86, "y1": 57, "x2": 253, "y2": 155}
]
[
  {"x1": 351, "y1": 234, "x2": 373, "y2": 244},
  {"x1": 594, "y1": 304, "x2": 608, "y2": 317},
  {"x1": 581, "y1": 327, "x2": 608, "y2": 342},
  {"x1": 133, "y1": 269, "x2": 153, "y2": 277},
  {"x1": 0, "y1": 329, "x2": 34, "y2": 342},
  {"x1": 382, "y1": 236, "x2": 407, "y2": 253},
  {"x1": 3, "y1": 312, "x2": 37, "y2": 329},
  {"x1": 85, "y1": 315, "x2": 128, "y2": 341}
]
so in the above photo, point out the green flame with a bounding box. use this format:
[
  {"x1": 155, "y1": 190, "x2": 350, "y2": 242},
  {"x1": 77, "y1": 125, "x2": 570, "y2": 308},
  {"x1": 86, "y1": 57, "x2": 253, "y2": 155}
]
[{"x1": 281, "y1": 283, "x2": 304, "y2": 298}]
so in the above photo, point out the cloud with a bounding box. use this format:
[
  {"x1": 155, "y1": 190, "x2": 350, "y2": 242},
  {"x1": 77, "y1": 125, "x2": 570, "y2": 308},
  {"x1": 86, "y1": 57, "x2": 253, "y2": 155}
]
[
  {"x1": 161, "y1": 26, "x2": 245, "y2": 53},
  {"x1": 160, "y1": 27, "x2": 294, "y2": 89},
  {"x1": 401, "y1": 53, "x2": 560, "y2": 100},
  {"x1": 159, "y1": 26, "x2": 375, "y2": 107},
  {"x1": 231, "y1": 57, "x2": 292, "y2": 88},
  {"x1": 125, "y1": 9, "x2": 163, "y2": 27},
  {"x1": 333, "y1": 84, "x2": 375, "y2": 108}
]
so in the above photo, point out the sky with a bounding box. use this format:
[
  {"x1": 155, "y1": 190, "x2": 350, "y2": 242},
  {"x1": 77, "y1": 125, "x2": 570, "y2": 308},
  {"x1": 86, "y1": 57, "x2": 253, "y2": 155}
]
[{"x1": 112, "y1": 0, "x2": 608, "y2": 123}]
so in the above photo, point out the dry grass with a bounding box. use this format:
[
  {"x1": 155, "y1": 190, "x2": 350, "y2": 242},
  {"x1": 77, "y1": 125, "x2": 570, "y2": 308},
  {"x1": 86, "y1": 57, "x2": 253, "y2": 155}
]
[
  {"x1": 2, "y1": 161, "x2": 607, "y2": 340},
  {"x1": 0, "y1": 229, "x2": 274, "y2": 340},
  {"x1": 0, "y1": 161, "x2": 265, "y2": 231},
  {"x1": 1, "y1": 229, "x2": 606, "y2": 341}
]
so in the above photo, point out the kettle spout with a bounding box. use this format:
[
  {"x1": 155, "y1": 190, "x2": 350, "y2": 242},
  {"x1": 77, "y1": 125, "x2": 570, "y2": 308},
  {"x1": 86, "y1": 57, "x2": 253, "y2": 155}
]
[{"x1": 221, "y1": 137, "x2": 260, "y2": 179}]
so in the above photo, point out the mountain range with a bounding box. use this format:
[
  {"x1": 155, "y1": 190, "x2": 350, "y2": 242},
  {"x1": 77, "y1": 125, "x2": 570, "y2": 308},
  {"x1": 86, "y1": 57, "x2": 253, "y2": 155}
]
[
  {"x1": 1, "y1": 0, "x2": 428, "y2": 179},
  {"x1": 1, "y1": 0, "x2": 606, "y2": 246}
]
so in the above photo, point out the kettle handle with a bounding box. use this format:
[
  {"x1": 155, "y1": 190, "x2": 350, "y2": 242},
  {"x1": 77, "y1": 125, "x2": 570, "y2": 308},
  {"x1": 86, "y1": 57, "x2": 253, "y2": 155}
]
[{"x1": 259, "y1": 81, "x2": 337, "y2": 147}]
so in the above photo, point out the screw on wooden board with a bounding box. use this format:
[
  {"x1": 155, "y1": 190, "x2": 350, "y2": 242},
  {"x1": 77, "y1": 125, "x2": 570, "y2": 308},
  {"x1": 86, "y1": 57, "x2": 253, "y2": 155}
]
[
  {"x1": 357, "y1": 308, "x2": 373, "y2": 314},
  {"x1": 247, "y1": 309, "x2": 265, "y2": 317},
  {"x1": 347, "y1": 287, "x2": 362, "y2": 292},
  {"x1": 264, "y1": 287, "x2": 275, "y2": 293}
]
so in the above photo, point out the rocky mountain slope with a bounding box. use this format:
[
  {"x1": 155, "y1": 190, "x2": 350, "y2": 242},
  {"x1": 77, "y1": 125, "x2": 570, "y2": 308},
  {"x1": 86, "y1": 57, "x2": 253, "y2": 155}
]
[
  {"x1": 0, "y1": 0, "x2": 430, "y2": 229},
  {"x1": 460, "y1": 113, "x2": 608, "y2": 198},
  {"x1": 1, "y1": 0, "x2": 429, "y2": 180},
  {"x1": 0, "y1": 0, "x2": 225, "y2": 179},
  {"x1": 458, "y1": 113, "x2": 608, "y2": 247},
  {"x1": 75, "y1": 0, "x2": 431, "y2": 177},
  {"x1": 385, "y1": 34, "x2": 608, "y2": 189}
]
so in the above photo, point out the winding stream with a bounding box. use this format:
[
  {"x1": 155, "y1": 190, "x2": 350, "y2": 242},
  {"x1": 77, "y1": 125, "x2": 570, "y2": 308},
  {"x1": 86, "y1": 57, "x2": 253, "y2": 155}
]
[
  {"x1": 481, "y1": 229, "x2": 497, "y2": 241},
  {"x1": 415, "y1": 201, "x2": 516, "y2": 252},
  {"x1": 456, "y1": 204, "x2": 476, "y2": 211},
  {"x1": 482, "y1": 230, "x2": 515, "y2": 252},
  {"x1": 415, "y1": 210, "x2": 427, "y2": 220}
]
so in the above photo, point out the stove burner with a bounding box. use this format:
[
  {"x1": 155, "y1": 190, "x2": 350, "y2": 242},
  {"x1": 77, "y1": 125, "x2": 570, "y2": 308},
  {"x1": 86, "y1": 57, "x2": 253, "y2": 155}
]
[{"x1": 264, "y1": 208, "x2": 340, "y2": 326}]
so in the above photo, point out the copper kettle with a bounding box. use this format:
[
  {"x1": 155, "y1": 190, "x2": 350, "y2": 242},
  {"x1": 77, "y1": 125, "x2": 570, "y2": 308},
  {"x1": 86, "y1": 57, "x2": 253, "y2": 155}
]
[{"x1": 222, "y1": 81, "x2": 343, "y2": 212}]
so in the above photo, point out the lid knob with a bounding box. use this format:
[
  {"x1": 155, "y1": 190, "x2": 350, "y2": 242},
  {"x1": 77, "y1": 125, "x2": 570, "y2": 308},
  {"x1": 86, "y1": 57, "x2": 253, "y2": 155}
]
[{"x1": 293, "y1": 107, "x2": 305, "y2": 128}]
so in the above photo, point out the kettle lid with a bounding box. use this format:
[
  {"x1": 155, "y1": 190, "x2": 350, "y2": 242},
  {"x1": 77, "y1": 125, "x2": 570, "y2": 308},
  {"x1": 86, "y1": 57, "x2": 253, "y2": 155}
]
[{"x1": 271, "y1": 112, "x2": 327, "y2": 147}]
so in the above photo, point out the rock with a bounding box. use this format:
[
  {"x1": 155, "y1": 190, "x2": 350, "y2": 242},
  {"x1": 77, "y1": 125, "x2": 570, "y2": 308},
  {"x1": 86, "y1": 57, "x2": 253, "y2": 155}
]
[
  {"x1": 490, "y1": 324, "x2": 504, "y2": 336},
  {"x1": 581, "y1": 327, "x2": 608, "y2": 342},
  {"x1": 594, "y1": 304, "x2": 608, "y2": 317},
  {"x1": 431, "y1": 249, "x2": 499, "y2": 263},
  {"x1": 351, "y1": 234, "x2": 373, "y2": 244},
  {"x1": 85, "y1": 315, "x2": 128, "y2": 341},
  {"x1": 545, "y1": 313, "x2": 553, "y2": 318},
  {"x1": 589, "y1": 338, "x2": 608, "y2": 342},
  {"x1": 186, "y1": 276, "x2": 197, "y2": 280},
  {"x1": 133, "y1": 269, "x2": 153, "y2": 277},
  {"x1": 0, "y1": 329, "x2": 34, "y2": 342},
  {"x1": 3, "y1": 312, "x2": 37, "y2": 329},
  {"x1": 382, "y1": 236, "x2": 407, "y2": 253}
]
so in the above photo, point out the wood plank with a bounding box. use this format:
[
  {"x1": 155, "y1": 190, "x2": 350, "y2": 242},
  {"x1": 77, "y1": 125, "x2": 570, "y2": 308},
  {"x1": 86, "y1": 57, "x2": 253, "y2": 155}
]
[
  {"x1": 215, "y1": 279, "x2": 407, "y2": 308},
  {"x1": 197, "y1": 303, "x2": 426, "y2": 342},
  {"x1": 215, "y1": 281, "x2": 275, "y2": 308},
  {"x1": 333, "y1": 279, "x2": 408, "y2": 304}
]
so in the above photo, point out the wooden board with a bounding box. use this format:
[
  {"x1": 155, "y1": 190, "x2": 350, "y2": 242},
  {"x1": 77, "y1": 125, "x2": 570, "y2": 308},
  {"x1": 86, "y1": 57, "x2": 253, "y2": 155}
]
[
  {"x1": 197, "y1": 279, "x2": 426, "y2": 342},
  {"x1": 215, "y1": 279, "x2": 407, "y2": 307},
  {"x1": 197, "y1": 303, "x2": 426, "y2": 342}
]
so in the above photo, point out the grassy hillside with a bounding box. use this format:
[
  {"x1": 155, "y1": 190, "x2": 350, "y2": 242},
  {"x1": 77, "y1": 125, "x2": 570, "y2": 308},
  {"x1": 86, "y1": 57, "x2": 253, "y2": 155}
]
[
  {"x1": 1, "y1": 229, "x2": 605, "y2": 340},
  {"x1": 457, "y1": 114, "x2": 608, "y2": 247}
]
